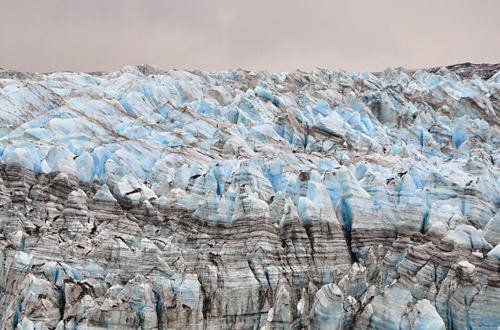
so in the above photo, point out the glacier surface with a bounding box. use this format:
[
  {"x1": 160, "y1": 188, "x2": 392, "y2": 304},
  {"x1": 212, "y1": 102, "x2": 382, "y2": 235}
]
[{"x1": 0, "y1": 63, "x2": 499, "y2": 329}]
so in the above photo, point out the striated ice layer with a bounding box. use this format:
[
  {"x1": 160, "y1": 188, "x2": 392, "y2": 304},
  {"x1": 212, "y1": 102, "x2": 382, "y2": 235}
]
[{"x1": 0, "y1": 63, "x2": 499, "y2": 329}]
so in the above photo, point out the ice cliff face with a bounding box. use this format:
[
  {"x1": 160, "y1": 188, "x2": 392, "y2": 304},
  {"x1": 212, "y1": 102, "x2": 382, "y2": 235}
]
[{"x1": 0, "y1": 63, "x2": 499, "y2": 329}]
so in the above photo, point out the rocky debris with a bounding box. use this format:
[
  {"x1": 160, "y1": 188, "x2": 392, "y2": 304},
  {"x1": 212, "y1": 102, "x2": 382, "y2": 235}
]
[
  {"x1": 427, "y1": 62, "x2": 500, "y2": 80},
  {"x1": 0, "y1": 64, "x2": 499, "y2": 329}
]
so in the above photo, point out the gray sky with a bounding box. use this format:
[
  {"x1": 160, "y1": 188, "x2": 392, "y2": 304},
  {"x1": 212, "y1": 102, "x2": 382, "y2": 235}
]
[{"x1": 1, "y1": 0, "x2": 499, "y2": 73}]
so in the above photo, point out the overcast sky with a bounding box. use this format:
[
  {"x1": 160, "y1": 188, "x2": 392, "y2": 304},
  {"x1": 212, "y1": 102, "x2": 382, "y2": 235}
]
[{"x1": 1, "y1": 0, "x2": 499, "y2": 73}]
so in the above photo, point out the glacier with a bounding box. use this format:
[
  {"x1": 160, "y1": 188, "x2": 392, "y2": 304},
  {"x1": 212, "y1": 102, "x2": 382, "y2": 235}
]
[{"x1": 0, "y1": 63, "x2": 499, "y2": 329}]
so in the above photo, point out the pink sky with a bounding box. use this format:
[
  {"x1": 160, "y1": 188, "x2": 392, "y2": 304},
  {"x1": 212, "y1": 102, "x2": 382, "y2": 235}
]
[{"x1": 1, "y1": 0, "x2": 499, "y2": 73}]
